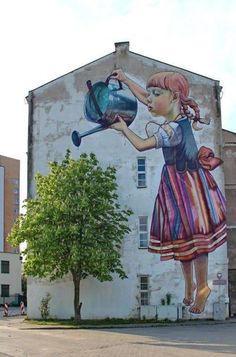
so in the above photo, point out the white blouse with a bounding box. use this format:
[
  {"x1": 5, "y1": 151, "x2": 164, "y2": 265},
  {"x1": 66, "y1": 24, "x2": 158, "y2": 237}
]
[{"x1": 152, "y1": 122, "x2": 183, "y2": 149}]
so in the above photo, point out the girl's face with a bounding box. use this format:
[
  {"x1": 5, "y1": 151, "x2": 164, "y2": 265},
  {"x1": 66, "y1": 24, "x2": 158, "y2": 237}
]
[{"x1": 147, "y1": 87, "x2": 174, "y2": 118}]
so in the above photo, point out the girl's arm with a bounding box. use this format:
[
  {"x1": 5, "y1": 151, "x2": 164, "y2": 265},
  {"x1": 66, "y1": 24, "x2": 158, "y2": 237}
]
[
  {"x1": 110, "y1": 116, "x2": 156, "y2": 152},
  {"x1": 111, "y1": 70, "x2": 149, "y2": 106}
]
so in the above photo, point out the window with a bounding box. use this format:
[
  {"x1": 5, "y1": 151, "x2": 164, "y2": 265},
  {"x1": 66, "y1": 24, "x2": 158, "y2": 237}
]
[
  {"x1": 139, "y1": 276, "x2": 149, "y2": 305},
  {"x1": 139, "y1": 216, "x2": 148, "y2": 248},
  {"x1": 1, "y1": 284, "x2": 10, "y2": 297},
  {"x1": 137, "y1": 157, "x2": 146, "y2": 187},
  {"x1": 1, "y1": 260, "x2": 9, "y2": 274}
]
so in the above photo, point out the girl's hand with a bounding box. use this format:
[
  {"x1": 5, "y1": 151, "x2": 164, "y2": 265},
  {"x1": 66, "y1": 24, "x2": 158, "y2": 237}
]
[
  {"x1": 110, "y1": 69, "x2": 127, "y2": 83},
  {"x1": 110, "y1": 115, "x2": 128, "y2": 132}
]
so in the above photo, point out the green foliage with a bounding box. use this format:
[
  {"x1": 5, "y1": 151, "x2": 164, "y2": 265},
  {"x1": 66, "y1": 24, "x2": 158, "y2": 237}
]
[
  {"x1": 26, "y1": 317, "x2": 163, "y2": 326},
  {"x1": 160, "y1": 293, "x2": 172, "y2": 306},
  {"x1": 8, "y1": 151, "x2": 132, "y2": 319},
  {"x1": 40, "y1": 293, "x2": 51, "y2": 320}
]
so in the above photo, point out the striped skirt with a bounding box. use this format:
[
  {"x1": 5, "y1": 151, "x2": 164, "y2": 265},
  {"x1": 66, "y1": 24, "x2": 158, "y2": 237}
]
[{"x1": 148, "y1": 165, "x2": 227, "y2": 261}]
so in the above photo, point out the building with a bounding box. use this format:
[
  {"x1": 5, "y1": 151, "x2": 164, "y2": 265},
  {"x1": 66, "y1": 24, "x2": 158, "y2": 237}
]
[
  {"x1": 26, "y1": 42, "x2": 228, "y2": 320},
  {"x1": 0, "y1": 155, "x2": 22, "y2": 305},
  {"x1": 223, "y1": 129, "x2": 236, "y2": 316}
]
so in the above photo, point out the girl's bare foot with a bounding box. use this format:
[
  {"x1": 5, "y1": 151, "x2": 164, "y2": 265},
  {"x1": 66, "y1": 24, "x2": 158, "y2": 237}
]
[
  {"x1": 183, "y1": 283, "x2": 196, "y2": 306},
  {"x1": 189, "y1": 286, "x2": 211, "y2": 314}
]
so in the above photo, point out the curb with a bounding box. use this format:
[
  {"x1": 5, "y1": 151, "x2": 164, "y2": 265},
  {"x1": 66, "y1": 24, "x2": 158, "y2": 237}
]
[{"x1": 21, "y1": 318, "x2": 236, "y2": 330}]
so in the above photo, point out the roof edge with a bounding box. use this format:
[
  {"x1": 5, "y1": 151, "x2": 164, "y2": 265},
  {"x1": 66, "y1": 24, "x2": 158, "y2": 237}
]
[
  {"x1": 222, "y1": 128, "x2": 236, "y2": 135},
  {"x1": 27, "y1": 43, "x2": 221, "y2": 95},
  {"x1": 27, "y1": 51, "x2": 115, "y2": 94},
  {"x1": 129, "y1": 50, "x2": 220, "y2": 83}
]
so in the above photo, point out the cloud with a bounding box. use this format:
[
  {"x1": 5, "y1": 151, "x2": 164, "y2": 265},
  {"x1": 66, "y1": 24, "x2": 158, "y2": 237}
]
[{"x1": 0, "y1": 0, "x2": 235, "y2": 203}]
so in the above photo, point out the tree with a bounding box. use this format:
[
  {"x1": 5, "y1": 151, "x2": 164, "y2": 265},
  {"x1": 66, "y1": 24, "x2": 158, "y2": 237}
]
[{"x1": 8, "y1": 151, "x2": 132, "y2": 321}]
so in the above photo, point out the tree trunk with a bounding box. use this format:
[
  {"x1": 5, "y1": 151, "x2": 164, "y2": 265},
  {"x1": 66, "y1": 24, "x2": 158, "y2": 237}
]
[{"x1": 72, "y1": 271, "x2": 82, "y2": 322}]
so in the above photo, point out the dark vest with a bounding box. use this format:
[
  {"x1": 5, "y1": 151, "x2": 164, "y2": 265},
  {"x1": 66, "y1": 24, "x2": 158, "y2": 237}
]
[{"x1": 162, "y1": 118, "x2": 199, "y2": 172}]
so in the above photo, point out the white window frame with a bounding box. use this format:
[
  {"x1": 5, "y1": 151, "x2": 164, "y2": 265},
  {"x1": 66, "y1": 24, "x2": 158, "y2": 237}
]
[
  {"x1": 137, "y1": 157, "x2": 146, "y2": 188},
  {"x1": 139, "y1": 216, "x2": 148, "y2": 248},
  {"x1": 139, "y1": 276, "x2": 150, "y2": 306}
]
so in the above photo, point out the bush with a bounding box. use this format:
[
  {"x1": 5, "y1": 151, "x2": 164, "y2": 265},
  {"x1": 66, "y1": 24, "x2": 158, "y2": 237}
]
[{"x1": 40, "y1": 293, "x2": 51, "y2": 320}]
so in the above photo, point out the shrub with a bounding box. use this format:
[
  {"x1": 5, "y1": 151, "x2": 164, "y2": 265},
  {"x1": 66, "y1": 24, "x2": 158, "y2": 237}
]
[{"x1": 40, "y1": 293, "x2": 51, "y2": 320}]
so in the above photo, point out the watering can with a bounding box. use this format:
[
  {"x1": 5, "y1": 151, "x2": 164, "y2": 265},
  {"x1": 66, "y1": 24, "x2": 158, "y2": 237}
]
[{"x1": 71, "y1": 74, "x2": 138, "y2": 147}]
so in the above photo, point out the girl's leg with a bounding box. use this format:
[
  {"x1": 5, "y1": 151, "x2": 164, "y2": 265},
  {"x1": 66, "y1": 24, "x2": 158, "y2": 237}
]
[
  {"x1": 189, "y1": 253, "x2": 211, "y2": 314},
  {"x1": 180, "y1": 260, "x2": 196, "y2": 306}
]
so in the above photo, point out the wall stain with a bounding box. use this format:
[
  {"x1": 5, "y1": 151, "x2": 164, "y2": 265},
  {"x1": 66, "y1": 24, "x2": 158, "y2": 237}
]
[{"x1": 36, "y1": 82, "x2": 71, "y2": 104}]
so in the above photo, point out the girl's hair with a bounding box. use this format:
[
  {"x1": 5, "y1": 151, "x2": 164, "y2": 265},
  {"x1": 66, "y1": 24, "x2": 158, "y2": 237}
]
[{"x1": 147, "y1": 72, "x2": 202, "y2": 129}]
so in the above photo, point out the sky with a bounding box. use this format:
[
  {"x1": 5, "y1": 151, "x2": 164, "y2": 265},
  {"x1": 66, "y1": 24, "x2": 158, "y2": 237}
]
[{"x1": 0, "y1": 0, "x2": 235, "y2": 205}]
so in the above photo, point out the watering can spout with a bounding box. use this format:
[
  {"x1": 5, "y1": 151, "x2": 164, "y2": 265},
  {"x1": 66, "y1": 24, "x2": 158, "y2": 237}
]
[
  {"x1": 72, "y1": 124, "x2": 106, "y2": 147},
  {"x1": 71, "y1": 131, "x2": 82, "y2": 147}
]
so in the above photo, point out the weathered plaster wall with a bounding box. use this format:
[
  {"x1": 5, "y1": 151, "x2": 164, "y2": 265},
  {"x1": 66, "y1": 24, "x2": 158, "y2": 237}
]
[
  {"x1": 0, "y1": 155, "x2": 20, "y2": 253},
  {"x1": 0, "y1": 167, "x2": 4, "y2": 252},
  {"x1": 223, "y1": 131, "x2": 236, "y2": 224},
  {"x1": 0, "y1": 252, "x2": 22, "y2": 297},
  {"x1": 223, "y1": 130, "x2": 236, "y2": 269},
  {"x1": 27, "y1": 43, "x2": 228, "y2": 320}
]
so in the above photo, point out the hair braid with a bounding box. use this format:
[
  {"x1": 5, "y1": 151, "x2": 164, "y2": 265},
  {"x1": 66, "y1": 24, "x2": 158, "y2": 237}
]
[
  {"x1": 147, "y1": 71, "x2": 209, "y2": 129},
  {"x1": 180, "y1": 96, "x2": 201, "y2": 130}
]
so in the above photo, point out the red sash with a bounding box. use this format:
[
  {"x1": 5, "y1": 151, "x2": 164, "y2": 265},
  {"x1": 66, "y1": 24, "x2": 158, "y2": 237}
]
[{"x1": 198, "y1": 146, "x2": 223, "y2": 171}]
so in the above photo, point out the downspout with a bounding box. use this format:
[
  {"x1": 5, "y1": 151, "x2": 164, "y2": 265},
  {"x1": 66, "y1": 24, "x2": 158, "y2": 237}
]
[
  {"x1": 26, "y1": 91, "x2": 34, "y2": 199},
  {"x1": 214, "y1": 81, "x2": 222, "y2": 118},
  {"x1": 214, "y1": 80, "x2": 225, "y2": 218}
]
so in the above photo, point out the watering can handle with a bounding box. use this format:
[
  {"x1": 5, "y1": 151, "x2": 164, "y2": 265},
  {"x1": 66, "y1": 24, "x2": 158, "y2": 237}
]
[
  {"x1": 86, "y1": 80, "x2": 103, "y2": 118},
  {"x1": 105, "y1": 74, "x2": 123, "y2": 90}
]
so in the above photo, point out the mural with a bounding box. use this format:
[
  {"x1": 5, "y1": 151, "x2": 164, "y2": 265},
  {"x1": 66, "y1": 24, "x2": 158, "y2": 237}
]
[
  {"x1": 72, "y1": 69, "x2": 227, "y2": 314},
  {"x1": 72, "y1": 75, "x2": 138, "y2": 147}
]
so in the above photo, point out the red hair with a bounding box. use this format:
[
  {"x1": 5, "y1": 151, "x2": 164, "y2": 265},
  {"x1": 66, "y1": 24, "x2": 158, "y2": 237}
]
[{"x1": 147, "y1": 72, "x2": 201, "y2": 129}]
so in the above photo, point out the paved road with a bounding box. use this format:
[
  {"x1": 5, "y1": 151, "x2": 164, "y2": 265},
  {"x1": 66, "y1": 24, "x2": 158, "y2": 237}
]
[{"x1": 0, "y1": 317, "x2": 236, "y2": 356}]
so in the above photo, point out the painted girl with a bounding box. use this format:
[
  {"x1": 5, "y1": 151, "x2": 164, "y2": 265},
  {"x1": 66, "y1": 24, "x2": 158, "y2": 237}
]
[{"x1": 110, "y1": 69, "x2": 226, "y2": 314}]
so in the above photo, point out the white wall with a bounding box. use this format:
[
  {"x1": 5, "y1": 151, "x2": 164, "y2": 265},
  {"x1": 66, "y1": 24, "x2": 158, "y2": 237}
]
[{"x1": 0, "y1": 252, "x2": 22, "y2": 304}]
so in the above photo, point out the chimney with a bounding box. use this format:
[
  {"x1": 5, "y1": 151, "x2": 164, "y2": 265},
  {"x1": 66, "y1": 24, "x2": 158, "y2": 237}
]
[{"x1": 114, "y1": 42, "x2": 130, "y2": 54}]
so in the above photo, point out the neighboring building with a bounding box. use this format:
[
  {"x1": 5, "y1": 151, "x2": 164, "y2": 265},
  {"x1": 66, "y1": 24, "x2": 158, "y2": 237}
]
[
  {"x1": 0, "y1": 155, "x2": 22, "y2": 305},
  {"x1": 223, "y1": 129, "x2": 236, "y2": 316},
  {"x1": 26, "y1": 42, "x2": 228, "y2": 320}
]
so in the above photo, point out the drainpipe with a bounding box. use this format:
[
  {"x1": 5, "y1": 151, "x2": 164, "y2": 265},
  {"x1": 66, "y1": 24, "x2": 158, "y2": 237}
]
[
  {"x1": 214, "y1": 81, "x2": 222, "y2": 118},
  {"x1": 25, "y1": 91, "x2": 34, "y2": 199}
]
